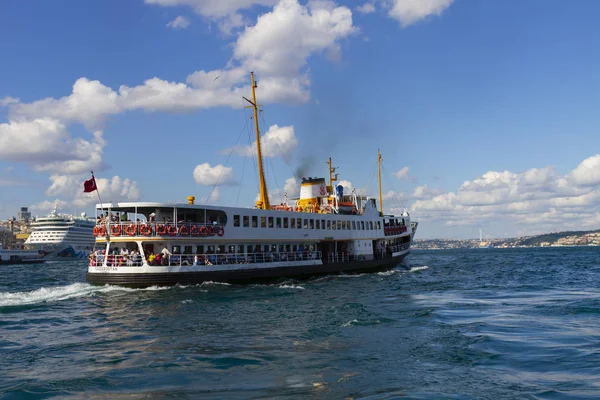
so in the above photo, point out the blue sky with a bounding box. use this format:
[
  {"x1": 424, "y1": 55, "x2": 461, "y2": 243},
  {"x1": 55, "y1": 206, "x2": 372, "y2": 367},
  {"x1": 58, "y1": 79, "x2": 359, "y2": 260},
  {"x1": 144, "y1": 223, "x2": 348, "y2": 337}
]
[{"x1": 1, "y1": 0, "x2": 600, "y2": 239}]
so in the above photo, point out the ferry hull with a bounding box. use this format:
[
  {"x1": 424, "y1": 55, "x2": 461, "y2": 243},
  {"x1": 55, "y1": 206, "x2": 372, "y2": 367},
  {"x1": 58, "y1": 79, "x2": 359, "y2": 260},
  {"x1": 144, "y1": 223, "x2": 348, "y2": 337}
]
[{"x1": 86, "y1": 254, "x2": 408, "y2": 288}]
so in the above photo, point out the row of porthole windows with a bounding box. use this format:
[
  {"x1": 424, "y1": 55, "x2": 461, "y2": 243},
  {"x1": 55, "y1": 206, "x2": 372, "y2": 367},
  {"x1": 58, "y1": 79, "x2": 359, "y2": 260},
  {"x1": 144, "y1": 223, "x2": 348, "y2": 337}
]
[{"x1": 232, "y1": 215, "x2": 381, "y2": 231}]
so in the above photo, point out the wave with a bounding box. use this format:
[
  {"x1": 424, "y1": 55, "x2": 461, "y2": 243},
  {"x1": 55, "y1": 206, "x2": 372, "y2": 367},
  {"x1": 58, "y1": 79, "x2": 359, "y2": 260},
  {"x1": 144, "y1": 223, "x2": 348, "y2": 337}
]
[
  {"x1": 409, "y1": 266, "x2": 429, "y2": 272},
  {"x1": 0, "y1": 283, "x2": 170, "y2": 307}
]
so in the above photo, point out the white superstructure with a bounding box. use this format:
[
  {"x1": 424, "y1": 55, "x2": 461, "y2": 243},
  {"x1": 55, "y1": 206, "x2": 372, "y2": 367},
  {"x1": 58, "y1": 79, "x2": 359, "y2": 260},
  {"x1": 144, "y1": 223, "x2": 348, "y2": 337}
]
[{"x1": 25, "y1": 206, "x2": 95, "y2": 259}]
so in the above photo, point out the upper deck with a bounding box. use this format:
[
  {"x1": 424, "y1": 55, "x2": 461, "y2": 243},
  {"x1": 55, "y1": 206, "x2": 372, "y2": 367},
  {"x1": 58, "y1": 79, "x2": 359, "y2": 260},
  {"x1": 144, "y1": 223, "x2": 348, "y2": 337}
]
[{"x1": 92, "y1": 201, "x2": 411, "y2": 242}]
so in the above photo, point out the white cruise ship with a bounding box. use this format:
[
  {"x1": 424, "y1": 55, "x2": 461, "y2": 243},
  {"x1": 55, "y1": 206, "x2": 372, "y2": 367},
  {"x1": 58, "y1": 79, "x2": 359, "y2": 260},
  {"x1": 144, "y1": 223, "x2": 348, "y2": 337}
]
[{"x1": 25, "y1": 206, "x2": 95, "y2": 260}]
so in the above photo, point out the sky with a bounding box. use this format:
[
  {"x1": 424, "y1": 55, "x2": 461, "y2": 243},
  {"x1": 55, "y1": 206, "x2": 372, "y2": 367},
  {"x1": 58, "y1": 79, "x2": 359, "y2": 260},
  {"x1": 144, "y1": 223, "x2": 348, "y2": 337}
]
[{"x1": 1, "y1": 0, "x2": 600, "y2": 240}]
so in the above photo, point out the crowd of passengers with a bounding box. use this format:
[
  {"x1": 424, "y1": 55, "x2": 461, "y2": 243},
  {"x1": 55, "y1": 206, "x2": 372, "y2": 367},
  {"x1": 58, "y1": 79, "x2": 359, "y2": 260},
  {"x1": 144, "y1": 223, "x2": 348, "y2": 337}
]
[
  {"x1": 88, "y1": 247, "x2": 143, "y2": 267},
  {"x1": 145, "y1": 246, "x2": 319, "y2": 266}
]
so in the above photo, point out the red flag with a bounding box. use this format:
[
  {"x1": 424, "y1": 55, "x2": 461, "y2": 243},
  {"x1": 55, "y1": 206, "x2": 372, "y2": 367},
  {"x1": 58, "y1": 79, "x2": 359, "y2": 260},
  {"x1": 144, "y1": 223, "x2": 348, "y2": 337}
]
[{"x1": 83, "y1": 176, "x2": 97, "y2": 193}]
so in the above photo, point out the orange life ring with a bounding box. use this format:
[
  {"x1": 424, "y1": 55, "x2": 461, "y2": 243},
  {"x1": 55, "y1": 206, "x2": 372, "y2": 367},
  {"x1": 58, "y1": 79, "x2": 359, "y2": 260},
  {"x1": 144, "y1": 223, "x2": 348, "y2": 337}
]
[
  {"x1": 199, "y1": 226, "x2": 207, "y2": 237},
  {"x1": 179, "y1": 226, "x2": 189, "y2": 236},
  {"x1": 206, "y1": 225, "x2": 215, "y2": 236},
  {"x1": 141, "y1": 224, "x2": 152, "y2": 236},
  {"x1": 190, "y1": 225, "x2": 200, "y2": 236},
  {"x1": 157, "y1": 224, "x2": 166, "y2": 236},
  {"x1": 216, "y1": 226, "x2": 225, "y2": 237},
  {"x1": 111, "y1": 225, "x2": 121, "y2": 236},
  {"x1": 167, "y1": 225, "x2": 177, "y2": 236},
  {"x1": 93, "y1": 226, "x2": 99, "y2": 237},
  {"x1": 98, "y1": 226, "x2": 106, "y2": 236},
  {"x1": 125, "y1": 224, "x2": 136, "y2": 236}
]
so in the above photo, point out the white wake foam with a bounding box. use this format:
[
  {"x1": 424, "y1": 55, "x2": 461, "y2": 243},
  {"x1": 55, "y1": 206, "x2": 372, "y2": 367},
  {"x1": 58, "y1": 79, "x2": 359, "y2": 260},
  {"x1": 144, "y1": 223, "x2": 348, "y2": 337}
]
[
  {"x1": 0, "y1": 283, "x2": 170, "y2": 307},
  {"x1": 278, "y1": 284, "x2": 305, "y2": 290},
  {"x1": 409, "y1": 266, "x2": 429, "y2": 272}
]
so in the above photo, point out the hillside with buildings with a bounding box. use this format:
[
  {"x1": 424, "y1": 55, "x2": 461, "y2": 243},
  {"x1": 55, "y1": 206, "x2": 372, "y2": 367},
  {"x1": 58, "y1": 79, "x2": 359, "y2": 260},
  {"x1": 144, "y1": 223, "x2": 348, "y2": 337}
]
[{"x1": 413, "y1": 229, "x2": 600, "y2": 250}]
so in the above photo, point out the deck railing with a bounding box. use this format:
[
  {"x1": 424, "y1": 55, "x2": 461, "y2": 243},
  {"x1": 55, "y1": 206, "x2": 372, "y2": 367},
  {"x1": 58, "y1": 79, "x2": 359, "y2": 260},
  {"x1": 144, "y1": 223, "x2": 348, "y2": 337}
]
[{"x1": 89, "y1": 251, "x2": 322, "y2": 268}]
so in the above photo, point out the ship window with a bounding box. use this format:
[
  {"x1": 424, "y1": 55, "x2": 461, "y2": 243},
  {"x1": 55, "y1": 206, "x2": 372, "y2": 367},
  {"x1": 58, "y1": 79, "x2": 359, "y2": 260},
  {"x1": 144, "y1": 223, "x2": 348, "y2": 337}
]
[
  {"x1": 303, "y1": 219, "x2": 308, "y2": 229},
  {"x1": 337, "y1": 221, "x2": 342, "y2": 230},
  {"x1": 377, "y1": 221, "x2": 381, "y2": 229},
  {"x1": 341, "y1": 221, "x2": 346, "y2": 230},
  {"x1": 247, "y1": 245, "x2": 253, "y2": 254},
  {"x1": 286, "y1": 244, "x2": 291, "y2": 252},
  {"x1": 370, "y1": 221, "x2": 374, "y2": 230},
  {"x1": 321, "y1": 219, "x2": 325, "y2": 229},
  {"x1": 297, "y1": 218, "x2": 302, "y2": 229},
  {"x1": 268, "y1": 217, "x2": 274, "y2": 228},
  {"x1": 261, "y1": 217, "x2": 267, "y2": 228},
  {"x1": 229, "y1": 245, "x2": 236, "y2": 253},
  {"x1": 279, "y1": 244, "x2": 284, "y2": 252},
  {"x1": 252, "y1": 216, "x2": 258, "y2": 227},
  {"x1": 291, "y1": 218, "x2": 296, "y2": 228},
  {"x1": 316, "y1": 220, "x2": 320, "y2": 229},
  {"x1": 233, "y1": 215, "x2": 240, "y2": 227},
  {"x1": 352, "y1": 221, "x2": 356, "y2": 230},
  {"x1": 207, "y1": 245, "x2": 215, "y2": 253},
  {"x1": 347, "y1": 221, "x2": 351, "y2": 230},
  {"x1": 283, "y1": 217, "x2": 289, "y2": 228},
  {"x1": 276, "y1": 217, "x2": 281, "y2": 228},
  {"x1": 184, "y1": 246, "x2": 193, "y2": 254},
  {"x1": 309, "y1": 219, "x2": 314, "y2": 229},
  {"x1": 243, "y1": 216, "x2": 249, "y2": 227},
  {"x1": 361, "y1": 221, "x2": 365, "y2": 230},
  {"x1": 292, "y1": 245, "x2": 297, "y2": 251},
  {"x1": 238, "y1": 245, "x2": 244, "y2": 254},
  {"x1": 327, "y1": 220, "x2": 331, "y2": 230},
  {"x1": 264, "y1": 244, "x2": 269, "y2": 252},
  {"x1": 218, "y1": 245, "x2": 225, "y2": 253}
]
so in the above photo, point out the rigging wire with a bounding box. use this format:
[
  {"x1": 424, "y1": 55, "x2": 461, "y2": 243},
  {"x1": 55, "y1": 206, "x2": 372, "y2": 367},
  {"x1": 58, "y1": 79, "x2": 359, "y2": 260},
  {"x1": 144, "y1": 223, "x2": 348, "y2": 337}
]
[
  {"x1": 380, "y1": 162, "x2": 407, "y2": 213},
  {"x1": 259, "y1": 109, "x2": 296, "y2": 179}
]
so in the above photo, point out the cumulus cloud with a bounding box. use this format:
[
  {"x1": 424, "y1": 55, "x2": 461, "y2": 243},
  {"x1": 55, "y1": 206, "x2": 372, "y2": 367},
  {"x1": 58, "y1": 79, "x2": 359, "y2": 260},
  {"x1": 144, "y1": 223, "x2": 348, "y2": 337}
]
[
  {"x1": 193, "y1": 163, "x2": 236, "y2": 186},
  {"x1": 356, "y1": 2, "x2": 376, "y2": 14},
  {"x1": 393, "y1": 166, "x2": 410, "y2": 180},
  {"x1": 224, "y1": 124, "x2": 298, "y2": 158},
  {"x1": 409, "y1": 154, "x2": 600, "y2": 235},
  {"x1": 0, "y1": 119, "x2": 106, "y2": 174},
  {"x1": 146, "y1": 0, "x2": 278, "y2": 33},
  {"x1": 166, "y1": 15, "x2": 191, "y2": 29},
  {"x1": 1, "y1": 97, "x2": 19, "y2": 106},
  {"x1": 386, "y1": 0, "x2": 453, "y2": 27}
]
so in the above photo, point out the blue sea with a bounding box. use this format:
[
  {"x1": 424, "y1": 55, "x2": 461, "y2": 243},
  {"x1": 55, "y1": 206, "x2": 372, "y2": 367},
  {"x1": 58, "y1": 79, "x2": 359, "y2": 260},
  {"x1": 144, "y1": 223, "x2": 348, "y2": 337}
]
[{"x1": 1, "y1": 247, "x2": 599, "y2": 399}]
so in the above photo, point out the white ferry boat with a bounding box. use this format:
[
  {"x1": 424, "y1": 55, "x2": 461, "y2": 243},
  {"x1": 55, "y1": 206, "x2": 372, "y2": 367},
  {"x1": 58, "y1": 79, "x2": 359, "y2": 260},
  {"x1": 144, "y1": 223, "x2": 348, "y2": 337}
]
[
  {"x1": 25, "y1": 207, "x2": 95, "y2": 260},
  {"x1": 0, "y1": 243, "x2": 45, "y2": 265},
  {"x1": 86, "y1": 73, "x2": 418, "y2": 287}
]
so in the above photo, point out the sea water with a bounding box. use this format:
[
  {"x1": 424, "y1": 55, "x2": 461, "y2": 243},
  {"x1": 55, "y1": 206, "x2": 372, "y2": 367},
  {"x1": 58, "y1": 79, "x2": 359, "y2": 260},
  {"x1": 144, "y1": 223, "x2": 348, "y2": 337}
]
[{"x1": 1, "y1": 247, "x2": 599, "y2": 399}]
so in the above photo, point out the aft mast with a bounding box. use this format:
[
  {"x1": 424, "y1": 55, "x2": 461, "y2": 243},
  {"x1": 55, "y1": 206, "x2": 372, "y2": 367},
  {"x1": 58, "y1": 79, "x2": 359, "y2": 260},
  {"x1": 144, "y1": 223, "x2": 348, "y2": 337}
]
[
  {"x1": 378, "y1": 149, "x2": 383, "y2": 216},
  {"x1": 243, "y1": 72, "x2": 270, "y2": 210}
]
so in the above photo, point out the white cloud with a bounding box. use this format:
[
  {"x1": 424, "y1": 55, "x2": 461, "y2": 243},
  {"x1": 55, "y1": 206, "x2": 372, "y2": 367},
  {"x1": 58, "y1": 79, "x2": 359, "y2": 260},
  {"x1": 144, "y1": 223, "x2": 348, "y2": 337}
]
[
  {"x1": 356, "y1": 2, "x2": 376, "y2": 14},
  {"x1": 411, "y1": 185, "x2": 440, "y2": 199},
  {"x1": 193, "y1": 163, "x2": 236, "y2": 186},
  {"x1": 145, "y1": 0, "x2": 278, "y2": 19},
  {"x1": 166, "y1": 15, "x2": 191, "y2": 29},
  {"x1": 1, "y1": 97, "x2": 19, "y2": 106},
  {"x1": 394, "y1": 166, "x2": 410, "y2": 180},
  {"x1": 224, "y1": 124, "x2": 298, "y2": 158},
  {"x1": 9, "y1": 78, "x2": 120, "y2": 130},
  {"x1": 386, "y1": 0, "x2": 453, "y2": 27},
  {"x1": 571, "y1": 154, "x2": 600, "y2": 186},
  {"x1": 0, "y1": 119, "x2": 106, "y2": 174}
]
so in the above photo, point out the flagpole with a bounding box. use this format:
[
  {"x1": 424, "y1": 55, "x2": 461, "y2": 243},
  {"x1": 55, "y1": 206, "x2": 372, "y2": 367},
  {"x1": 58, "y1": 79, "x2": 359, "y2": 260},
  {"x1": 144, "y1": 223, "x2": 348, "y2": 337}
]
[{"x1": 91, "y1": 171, "x2": 104, "y2": 216}]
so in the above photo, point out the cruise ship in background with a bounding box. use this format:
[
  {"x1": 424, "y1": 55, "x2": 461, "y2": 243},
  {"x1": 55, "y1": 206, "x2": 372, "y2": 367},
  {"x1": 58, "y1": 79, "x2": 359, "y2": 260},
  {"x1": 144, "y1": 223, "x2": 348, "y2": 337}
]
[{"x1": 25, "y1": 206, "x2": 95, "y2": 259}]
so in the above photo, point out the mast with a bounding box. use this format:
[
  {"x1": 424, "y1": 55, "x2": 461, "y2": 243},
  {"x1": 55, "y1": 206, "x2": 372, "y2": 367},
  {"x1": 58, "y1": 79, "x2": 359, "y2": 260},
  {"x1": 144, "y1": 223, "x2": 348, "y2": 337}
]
[
  {"x1": 243, "y1": 72, "x2": 270, "y2": 210},
  {"x1": 327, "y1": 157, "x2": 338, "y2": 190},
  {"x1": 378, "y1": 149, "x2": 383, "y2": 215}
]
